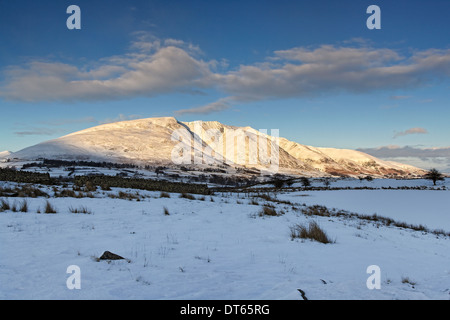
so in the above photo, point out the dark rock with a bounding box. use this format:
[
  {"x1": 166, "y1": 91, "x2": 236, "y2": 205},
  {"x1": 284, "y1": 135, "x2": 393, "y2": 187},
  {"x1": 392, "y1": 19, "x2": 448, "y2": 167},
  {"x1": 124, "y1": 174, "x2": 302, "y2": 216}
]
[
  {"x1": 297, "y1": 289, "x2": 308, "y2": 301},
  {"x1": 99, "y1": 251, "x2": 125, "y2": 260}
]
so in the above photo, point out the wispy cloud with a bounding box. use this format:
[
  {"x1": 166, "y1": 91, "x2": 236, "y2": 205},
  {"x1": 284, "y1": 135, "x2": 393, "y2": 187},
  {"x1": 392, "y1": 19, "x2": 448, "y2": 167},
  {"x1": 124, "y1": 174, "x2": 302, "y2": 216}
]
[
  {"x1": 99, "y1": 114, "x2": 143, "y2": 124},
  {"x1": 38, "y1": 116, "x2": 97, "y2": 126},
  {"x1": 175, "y1": 97, "x2": 234, "y2": 115},
  {"x1": 357, "y1": 145, "x2": 450, "y2": 172},
  {"x1": 14, "y1": 128, "x2": 65, "y2": 137},
  {"x1": 380, "y1": 104, "x2": 399, "y2": 110},
  {"x1": 390, "y1": 95, "x2": 412, "y2": 100},
  {"x1": 393, "y1": 127, "x2": 428, "y2": 138},
  {"x1": 358, "y1": 145, "x2": 450, "y2": 158}
]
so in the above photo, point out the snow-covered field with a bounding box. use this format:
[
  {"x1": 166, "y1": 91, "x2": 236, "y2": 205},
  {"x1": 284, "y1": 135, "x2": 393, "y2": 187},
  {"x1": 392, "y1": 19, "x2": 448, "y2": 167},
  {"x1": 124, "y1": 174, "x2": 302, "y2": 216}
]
[{"x1": 1, "y1": 180, "x2": 449, "y2": 300}]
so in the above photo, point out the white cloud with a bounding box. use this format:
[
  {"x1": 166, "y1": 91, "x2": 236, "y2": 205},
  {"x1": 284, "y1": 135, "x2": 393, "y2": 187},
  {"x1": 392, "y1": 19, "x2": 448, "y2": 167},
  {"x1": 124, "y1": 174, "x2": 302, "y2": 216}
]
[
  {"x1": 1, "y1": 38, "x2": 450, "y2": 112},
  {"x1": 217, "y1": 46, "x2": 450, "y2": 102},
  {"x1": 0, "y1": 46, "x2": 214, "y2": 102}
]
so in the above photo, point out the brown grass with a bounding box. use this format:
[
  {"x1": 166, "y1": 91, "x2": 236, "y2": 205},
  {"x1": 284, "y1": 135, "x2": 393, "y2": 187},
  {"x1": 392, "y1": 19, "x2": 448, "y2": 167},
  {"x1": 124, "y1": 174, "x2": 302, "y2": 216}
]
[
  {"x1": 290, "y1": 221, "x2": 335, "y2": 244},
  {"x1": 179, "y1": 193, "x2": 196, "y2": 200},
  {"x1": 44, "y1": 201, "x2": 57, "y2": 214},
  {"x1": 259, "y1": 205, "x2": 284, "y2": 217}
]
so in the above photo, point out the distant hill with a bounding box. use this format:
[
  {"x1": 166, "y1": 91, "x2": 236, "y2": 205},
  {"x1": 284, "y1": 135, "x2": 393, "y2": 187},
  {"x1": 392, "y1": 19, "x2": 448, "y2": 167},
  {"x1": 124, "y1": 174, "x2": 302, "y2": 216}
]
[{"x1": 0, "y1": 151, "x2": 11, "y2": 159}]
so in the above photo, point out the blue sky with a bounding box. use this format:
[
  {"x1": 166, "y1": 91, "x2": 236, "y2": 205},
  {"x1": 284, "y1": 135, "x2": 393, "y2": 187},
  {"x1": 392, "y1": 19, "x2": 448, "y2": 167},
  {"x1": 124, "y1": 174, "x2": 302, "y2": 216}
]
[{"x1": 0, "y1": 0, "x2": 449, "y2": 171}]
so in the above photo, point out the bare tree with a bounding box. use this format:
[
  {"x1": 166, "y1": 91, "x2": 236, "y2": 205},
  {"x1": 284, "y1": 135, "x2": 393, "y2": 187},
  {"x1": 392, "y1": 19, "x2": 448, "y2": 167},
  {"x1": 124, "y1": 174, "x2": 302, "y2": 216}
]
[
  {"x1": 300, "y1": 177, "x2": 311, "y2": 187},
  {"x1": 272, "y1": 179, "x2": 285, "y2": 189},
  {"x1": 424, "y1": 168, "x2": 444, "y2": 185}
]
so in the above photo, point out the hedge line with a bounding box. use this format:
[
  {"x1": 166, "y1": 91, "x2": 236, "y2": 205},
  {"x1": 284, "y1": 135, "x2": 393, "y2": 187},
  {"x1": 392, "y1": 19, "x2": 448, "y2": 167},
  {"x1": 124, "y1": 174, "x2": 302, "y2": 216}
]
[
  {"x1": 0, "y1": 168, "x2": 210, "y2": 195},
  {"x1": 0, "y1": 168, "x2": 52, "y2": 184},
  {"x1": 75, "y1": 175, "x2": 211, "y2": 195}
]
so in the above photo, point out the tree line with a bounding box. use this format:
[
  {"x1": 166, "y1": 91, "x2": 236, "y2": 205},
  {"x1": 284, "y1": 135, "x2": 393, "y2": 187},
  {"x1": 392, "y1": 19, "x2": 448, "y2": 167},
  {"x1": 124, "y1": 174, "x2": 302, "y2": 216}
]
[{"x1": 22, "y1": 159, "x2": 139, "y2": 169}]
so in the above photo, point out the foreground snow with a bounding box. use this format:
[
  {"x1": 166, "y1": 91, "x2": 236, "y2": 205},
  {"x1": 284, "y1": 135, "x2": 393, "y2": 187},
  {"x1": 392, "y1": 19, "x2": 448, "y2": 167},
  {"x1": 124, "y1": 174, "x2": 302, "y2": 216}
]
[{"x1": 1, "y1": 185, "x2": 449, "y2": 300}]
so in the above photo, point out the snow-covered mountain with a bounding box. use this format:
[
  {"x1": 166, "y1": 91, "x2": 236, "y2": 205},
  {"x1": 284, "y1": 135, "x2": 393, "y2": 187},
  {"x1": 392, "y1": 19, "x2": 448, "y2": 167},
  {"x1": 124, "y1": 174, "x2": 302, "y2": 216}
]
[
  {"x1": 9, "y1": 117, "x2": 425, "y2": 177},
  {"x1": 278, "y1": 138, "x2": 422, "y2": 176},
  {"x1": 0, "y1": 151, "x2": 11, "y2": 160}
]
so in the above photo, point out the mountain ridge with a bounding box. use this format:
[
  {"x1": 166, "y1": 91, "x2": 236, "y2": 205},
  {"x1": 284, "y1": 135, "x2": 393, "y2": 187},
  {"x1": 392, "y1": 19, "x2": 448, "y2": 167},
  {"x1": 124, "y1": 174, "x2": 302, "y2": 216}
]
[{"x1": 6, "y1": 117, "x2": 425, "y2": 177}]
